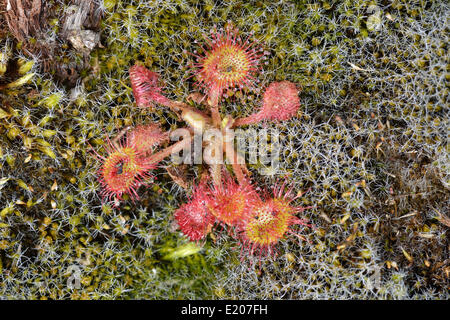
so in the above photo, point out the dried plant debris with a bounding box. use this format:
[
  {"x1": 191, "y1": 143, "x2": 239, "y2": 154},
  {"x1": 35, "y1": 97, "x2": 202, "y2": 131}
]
[
  {"x1": 62, "y1": 1, "x2": 100, "y2": 54},
  {"x1": 1, "y1": 0, "x2": 102, "y2": 87},
  {"x1": 4, "y1": 0, "x2": 46, "y2": 41},
  {"x1": 62, "y1": 0, "x2": 102, "y2": 32}
]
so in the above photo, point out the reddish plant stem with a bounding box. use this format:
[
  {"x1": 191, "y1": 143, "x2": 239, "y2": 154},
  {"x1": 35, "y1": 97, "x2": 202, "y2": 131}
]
[
  {"x1": 232, "y1": 113, "x2": 262, "y2": 128},
  {"x1": 166, "y1": 100, "x2": 196, "y2": 114},
  {"x1": 206, "y1": 85, "x2": 223, "y2": 186},
  {"x1": 229, "y1": 154, "x2": 245, "y2": 185},
  {"x1": 145, "y1": 135, "x2": 192, "y2": 165},
  {"x1": 211, "y1": 105, "x2": 221, "y2": 128},
  {"x1": 208, "y1": 85, "x2": 222, "y2": 128},
  {"x1": 224, "y1": 133, "x2": 248, "y2": 185},
  {"x1": 210, "y1": 164, "x2": 222, "y2": 187}
]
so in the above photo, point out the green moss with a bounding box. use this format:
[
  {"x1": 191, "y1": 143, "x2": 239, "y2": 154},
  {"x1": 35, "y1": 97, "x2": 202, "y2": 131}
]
[{"x1": 0, "y1": 0, "x2": 448, "y2": 299}]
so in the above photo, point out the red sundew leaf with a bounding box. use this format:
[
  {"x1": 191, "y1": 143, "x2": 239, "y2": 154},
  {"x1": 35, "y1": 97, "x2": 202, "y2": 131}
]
[
  {"x1": 174, "y1": 180, "x2": 215, "y2": 242},
  {"x1": 127, "y1": 123, "x2": 168, "y2": 155},
  {"x1": 235, "y1": 180, "x2": 311, "y2": 261},
  {"x1": 95, "y1": 137, "x2": 157, "y2": 204},
  {"x1": 234, "y1": 81, "x2": 301, "y2": 126},
  {"x1": 259, "y1": 81, "x2": 301, "y2": 121},
  {"x1": 206, "y1": 173, "x2": 261, "y2": 228},
  {"x1": 129, "y1": 64, "x2": 170, "y2": 108},
  {"x1": 190, "y1": 25, "x2": 266, "y2": 101}
]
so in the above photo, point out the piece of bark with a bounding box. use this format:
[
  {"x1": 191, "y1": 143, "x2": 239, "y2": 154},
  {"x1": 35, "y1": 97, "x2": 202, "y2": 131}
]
[
  {"x1": 62, "y1": 1, "x2": 100, "y2": 54},
  {"x1": 4, "y1": 0, "x2": 46, "y2": 41}
]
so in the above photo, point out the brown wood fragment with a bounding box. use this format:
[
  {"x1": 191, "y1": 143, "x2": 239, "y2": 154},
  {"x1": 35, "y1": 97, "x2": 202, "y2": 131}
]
[{"x1": 4, "y1": 0, "x2": 46, "y2": 41}]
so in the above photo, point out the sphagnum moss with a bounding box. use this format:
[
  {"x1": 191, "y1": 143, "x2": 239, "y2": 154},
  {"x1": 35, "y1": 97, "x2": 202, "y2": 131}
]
[{"x1": 0, "y1": 0, "x2": 448, "y2": 299}]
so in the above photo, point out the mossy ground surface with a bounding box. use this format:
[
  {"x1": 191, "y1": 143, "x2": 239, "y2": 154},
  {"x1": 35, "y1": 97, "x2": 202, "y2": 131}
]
[{"x1": 0, "y1": 0, "x2": 448, "y2": 299}]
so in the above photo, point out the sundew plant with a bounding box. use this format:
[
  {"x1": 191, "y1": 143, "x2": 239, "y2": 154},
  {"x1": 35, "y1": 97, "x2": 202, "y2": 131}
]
[{"x1": 0, "y1": 0, "x2": 448, "y2": 300}]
